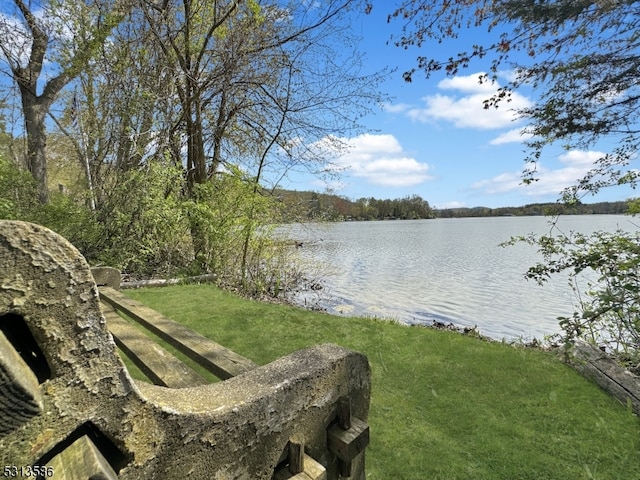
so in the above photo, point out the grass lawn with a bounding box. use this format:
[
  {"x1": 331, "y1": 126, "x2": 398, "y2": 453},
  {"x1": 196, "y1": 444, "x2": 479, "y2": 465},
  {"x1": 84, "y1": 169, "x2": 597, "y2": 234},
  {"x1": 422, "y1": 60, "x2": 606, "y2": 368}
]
[{"x1": 123, "y1": 284, "x2": 640, "y2": 480}]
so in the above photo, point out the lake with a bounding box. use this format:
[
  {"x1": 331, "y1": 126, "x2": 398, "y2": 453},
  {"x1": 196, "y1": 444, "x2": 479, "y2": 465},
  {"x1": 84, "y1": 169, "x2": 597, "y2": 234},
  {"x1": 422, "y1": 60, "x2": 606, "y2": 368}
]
[{"x1": 280, "y1": 215, "x2": 640, "y2": 341}]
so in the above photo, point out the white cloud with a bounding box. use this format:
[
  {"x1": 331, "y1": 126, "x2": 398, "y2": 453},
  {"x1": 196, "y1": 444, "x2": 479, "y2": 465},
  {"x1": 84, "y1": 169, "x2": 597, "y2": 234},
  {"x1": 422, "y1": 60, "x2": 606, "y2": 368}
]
[
  {"x1": 489, "y1": 128, "x2": 533, "y2": 145},
  {"x1": 382, "y1": 102, "x2": 411, "y2": 113},
  {"x1": 558, "y1": 149, "x2": 604, "y2": 167},
  {"x1": 355, "y1": 156, "x2": 431, "y2": 187},
  {"x1": 471, "y1": 149, "x2": 608, "y2": 197},
  {"x1": 314, "y1": 133, "x2": 432, "y2": 188},
  {"x1": 437, "y1": 74, "x2": 496, "y2": 93},
  {"x1": 471, "y1": 171, "x2": 522, "y2": 195},
  {"x1": 405, "y1": 72, "x2": 533, "y2": 130},
  {"x1": 496, "y1": 69, "x2": 521, "y2": 84},
  {"x1": 436, "y1": 201, "x2": 467, "y2": 209}
]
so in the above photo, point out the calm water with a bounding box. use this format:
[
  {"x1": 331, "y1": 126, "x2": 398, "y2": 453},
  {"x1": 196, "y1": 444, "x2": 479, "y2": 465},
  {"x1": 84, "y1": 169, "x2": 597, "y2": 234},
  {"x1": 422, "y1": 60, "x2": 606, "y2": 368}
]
[{"x1": 282, "y1": 215, "x2": 640, "y2": 340}]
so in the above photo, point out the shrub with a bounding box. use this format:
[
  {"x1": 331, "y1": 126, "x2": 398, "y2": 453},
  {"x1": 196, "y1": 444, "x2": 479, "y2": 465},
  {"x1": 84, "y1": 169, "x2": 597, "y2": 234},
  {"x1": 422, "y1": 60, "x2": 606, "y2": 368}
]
[
  {"x1": 512, "y1": 223, "x2": 640, "y2": 367},
  {"x1": 95, "y1": 162, "x2": 191, "y2": 276},
  {"x1": 0, "y1": 154, "x2": 301, "y2": 296},
  {"x1": 0, "y1": 155, "x2": 38, "y2": 219},
  {"x1": 183, "y1": 170, "x2": 296, "y2": 296}
]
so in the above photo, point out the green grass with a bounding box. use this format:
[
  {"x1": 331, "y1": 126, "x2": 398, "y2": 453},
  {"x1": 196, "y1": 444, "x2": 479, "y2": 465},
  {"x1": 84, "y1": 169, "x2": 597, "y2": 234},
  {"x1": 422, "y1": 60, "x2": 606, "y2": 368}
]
[{"x1": 123, "y1": 284, "x2": 640, "y2": 480}]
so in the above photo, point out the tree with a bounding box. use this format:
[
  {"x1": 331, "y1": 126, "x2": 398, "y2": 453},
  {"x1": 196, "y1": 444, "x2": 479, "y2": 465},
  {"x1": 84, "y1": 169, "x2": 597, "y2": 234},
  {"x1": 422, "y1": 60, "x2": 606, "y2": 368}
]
[
  {"x1": 0, "y1": 0, "x2": 128, "y2": 203},
  {"x1": 138, "y1": 0, "x2": 379, "y2": 194},
  {"x1": 7, "y1": 0, "x2": 382, "y2": 294},
  {"x1": 386, "y1": 1, "x2": 640, "y2": 357},
  {"x1": 129, "y1": 0, "x2": 382, "y2": 273},
  {"x1": 54, "y1": 4, "x2": 176, "y2": 211}
]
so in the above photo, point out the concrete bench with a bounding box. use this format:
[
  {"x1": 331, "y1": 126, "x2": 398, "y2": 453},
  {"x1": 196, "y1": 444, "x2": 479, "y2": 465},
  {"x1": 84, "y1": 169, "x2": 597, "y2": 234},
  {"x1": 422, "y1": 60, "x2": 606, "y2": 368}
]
[{"x1": 0, "y1": 220, "x2": 371, "y2": 479}]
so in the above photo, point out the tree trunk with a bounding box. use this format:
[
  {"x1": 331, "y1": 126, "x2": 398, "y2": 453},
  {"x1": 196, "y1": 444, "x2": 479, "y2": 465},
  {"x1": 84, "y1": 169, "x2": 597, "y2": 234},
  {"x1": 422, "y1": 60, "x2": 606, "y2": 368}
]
[
  {"x1": 19, "y1": 85, "x2": 49, "y2": 204},
  {"x1": 184, "y1": 82, "x2": 208, "y2": 193}
]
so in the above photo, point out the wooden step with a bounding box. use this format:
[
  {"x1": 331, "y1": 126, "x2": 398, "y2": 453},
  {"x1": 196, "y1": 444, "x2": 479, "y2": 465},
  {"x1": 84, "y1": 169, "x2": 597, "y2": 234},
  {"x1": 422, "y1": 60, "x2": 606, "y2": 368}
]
[{"x1": 273, "y1": 453, "x2": 327, "y2": 480}]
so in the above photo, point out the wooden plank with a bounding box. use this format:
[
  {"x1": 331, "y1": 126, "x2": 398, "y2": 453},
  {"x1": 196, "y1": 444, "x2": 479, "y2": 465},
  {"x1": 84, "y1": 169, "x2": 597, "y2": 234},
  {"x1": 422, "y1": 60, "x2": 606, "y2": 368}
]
[
  {"x1": 0, "y1": 330, "x2": 43, "y2": 434},
  {"x1": 571, "y1": 341, "x2": 640, "y2": 414},
  {"x1": 289, "y1": 442, "x2": 304, "y2": 474},
  {"x1": 102, "y1": 302, "x2": 208, "y2": 388},
  {"x1": 337, "y1": 397, "x2": 351, "y2": 430},
  {"x1": 99, "y1": 287, "x2": 257, "y2": 380},
  {"x1": 298, "y1": 455, "x2": 327, "y2": 480},
  {"x1": 327, "y1": 417, "x2": 370, "y2": 461},
  {"x1": 273, "y1": 454, "x2": 327, "y2": 480},
  {"x1": 47, "y1": 434, "x2": 118, "y2": 480}
]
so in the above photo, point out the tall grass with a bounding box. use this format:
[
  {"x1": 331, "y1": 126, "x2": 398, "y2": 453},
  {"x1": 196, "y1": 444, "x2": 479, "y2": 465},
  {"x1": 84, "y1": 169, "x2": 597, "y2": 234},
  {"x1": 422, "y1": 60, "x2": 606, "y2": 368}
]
[{"x1": 124, "y1": 284, "x2": 640, "y2": 480}]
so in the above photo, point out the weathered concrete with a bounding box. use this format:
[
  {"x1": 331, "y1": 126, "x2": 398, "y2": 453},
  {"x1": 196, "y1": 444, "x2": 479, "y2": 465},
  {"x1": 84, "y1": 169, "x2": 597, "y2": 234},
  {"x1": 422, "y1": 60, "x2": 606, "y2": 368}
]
[
  {"x1": 91, "y1": 266, "x2": 121, "y2": 290},
  {"x1": 0, "y1": 220, "x2": 371, "y2": 479}
]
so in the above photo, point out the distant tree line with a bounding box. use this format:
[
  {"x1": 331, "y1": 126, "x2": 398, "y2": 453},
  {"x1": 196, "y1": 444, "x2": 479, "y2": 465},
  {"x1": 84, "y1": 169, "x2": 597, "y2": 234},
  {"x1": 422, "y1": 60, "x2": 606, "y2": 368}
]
[
  {"x1": 274, "y1": 190, "x2": 435, "y2": 221},
  {"x1": 275, "y1": 191, "x2": 630, "y2": 222},
  {"x1": 437, "y1": 201, "x2": 630, "y2": 218}
]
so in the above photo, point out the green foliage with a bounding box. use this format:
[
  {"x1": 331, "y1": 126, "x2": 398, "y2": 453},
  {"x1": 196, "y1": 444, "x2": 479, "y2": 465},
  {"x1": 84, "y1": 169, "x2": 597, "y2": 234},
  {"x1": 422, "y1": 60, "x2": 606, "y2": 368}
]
[
  {"x1": 627, "y1": 198, "x2": 640, "y2": 216},
  {"x1": 183, "y1": 179, "x2": 242, "y2": 275},
  {"x1": 0, "y1": 154, "x2": 102, "y2": 254},
  {"x1": 0, "y1": 151, "x2": 299, "y2": 295},
  {"x1": 184, "y1": 169, "x2": 292, "y2": 296},
  {"x1": 0, "y1": 155, "x2": 38, "y2": 219},
  {"x1": 31, "y1": 192, "x2": 103, "y2": 255},
  {"x1": 508, "y1": 220, "x2": 640, "y2": 365},
  {"x1": 95, "y1": 162, "x2": 191, "y2": 276},
  {"x1": 247, "y1": 0, "x2": 264, "y2": 23}
]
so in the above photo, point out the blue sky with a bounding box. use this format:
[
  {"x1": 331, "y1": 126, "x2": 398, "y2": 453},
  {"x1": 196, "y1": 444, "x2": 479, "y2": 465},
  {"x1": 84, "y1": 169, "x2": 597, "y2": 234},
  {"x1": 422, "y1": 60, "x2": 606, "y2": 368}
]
[
  {"x1": 1, "y1": 1, "x2": 635, "y2": 209},
  {"x1": 284, "y1": 4, "x2": 637, "y2": 209}
]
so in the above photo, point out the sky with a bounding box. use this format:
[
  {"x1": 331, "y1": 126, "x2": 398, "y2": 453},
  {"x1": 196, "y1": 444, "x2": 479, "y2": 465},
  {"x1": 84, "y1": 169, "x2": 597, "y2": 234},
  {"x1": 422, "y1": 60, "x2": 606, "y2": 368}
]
[
  {"x1": 0, "y1": 1, "x2": 636, "y2": 210},
  {"x1": 283, "y1": 3, "x2": 638, "y2": 210}
]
